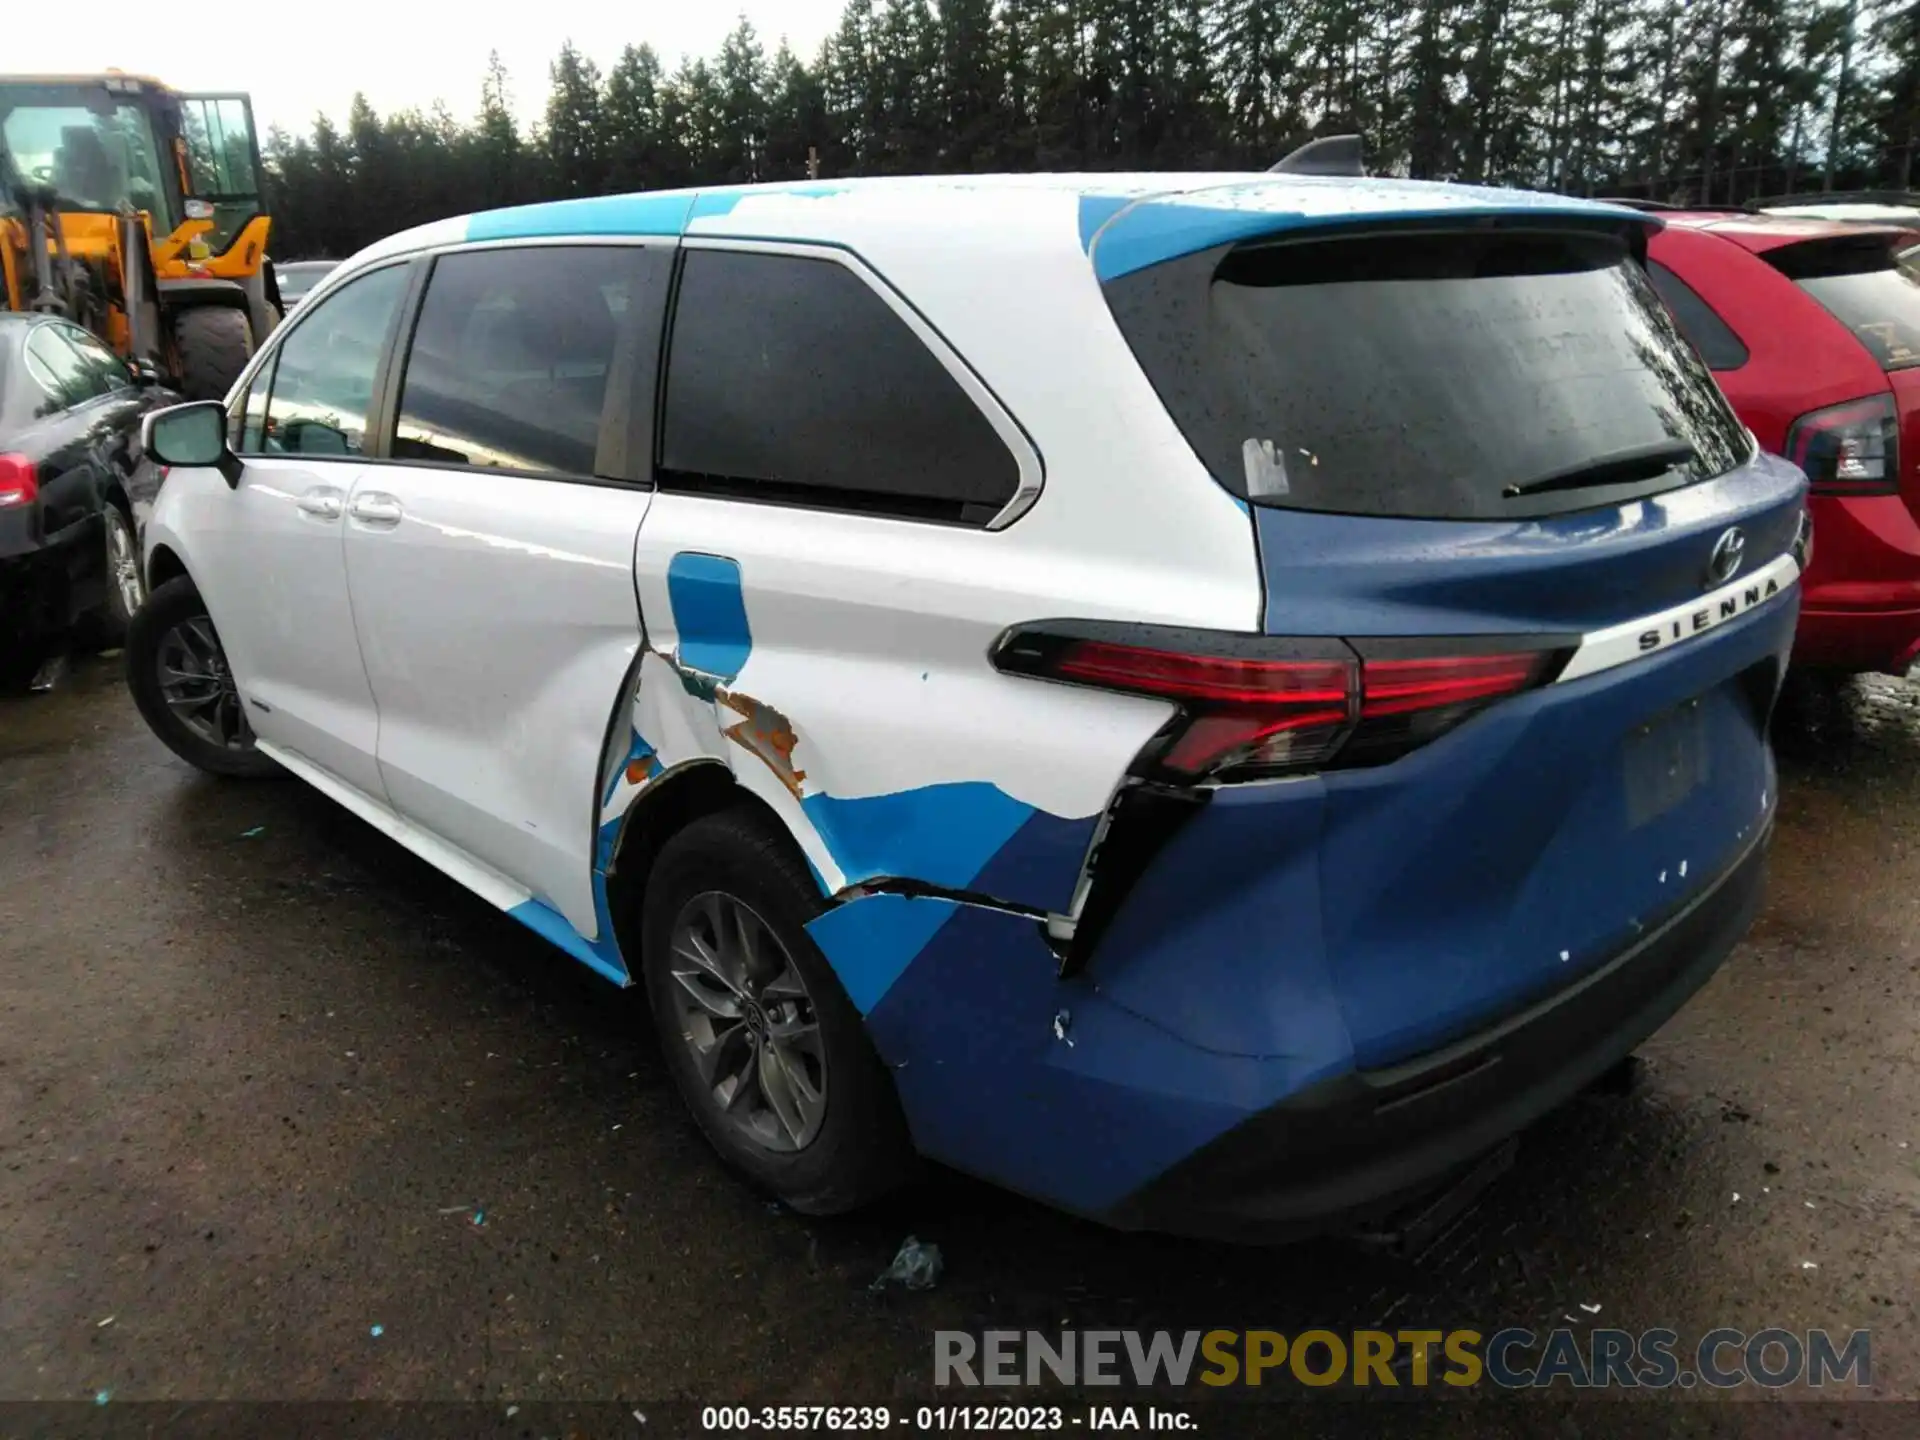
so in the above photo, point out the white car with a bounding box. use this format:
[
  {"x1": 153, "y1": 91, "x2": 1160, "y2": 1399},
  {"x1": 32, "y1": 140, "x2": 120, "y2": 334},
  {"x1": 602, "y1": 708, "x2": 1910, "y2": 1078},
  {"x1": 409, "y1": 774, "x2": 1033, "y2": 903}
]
[{"x1": 130, "y1": 174, "x2": 1804, "y2": 1238}]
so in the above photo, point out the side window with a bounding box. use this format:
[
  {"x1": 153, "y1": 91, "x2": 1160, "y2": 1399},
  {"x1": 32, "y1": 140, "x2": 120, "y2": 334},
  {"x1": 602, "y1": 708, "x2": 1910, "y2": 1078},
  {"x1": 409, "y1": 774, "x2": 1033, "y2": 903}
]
[
  {"x1": 260, "y1": 263, "x2": 409, "y2": 457},
  {"x1": 59, "y1": 325, "x2": 133, "y2": 394},
  {"x1": 23, "y1": 326, "x2": 107, "y2": 411},
  {"x1": 393, "y1": 246, "x2": 646, "y2": 476},
  {"x1": 659, "y1": 249, "x2": 1022, "y2": 523},
  {"x1": 230, "y1": 355, "x2": 276, "y2": 453},
  {"x1": 1646, "y1": 260, "x2": 1751, "y2": 371}
]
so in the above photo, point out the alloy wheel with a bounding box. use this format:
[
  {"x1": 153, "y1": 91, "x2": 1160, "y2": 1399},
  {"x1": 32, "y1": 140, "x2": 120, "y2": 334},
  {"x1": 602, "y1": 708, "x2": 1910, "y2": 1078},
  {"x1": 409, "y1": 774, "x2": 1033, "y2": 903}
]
[
  {"x1": 104, "y1": 508, "x2": 144, "y2": 621},
  {"x1": 667, "y1": 891, "x2": 828, "y2": 1153},
  {"x1": 155, "y1": 615, "x2": 252, "y2": 751}
]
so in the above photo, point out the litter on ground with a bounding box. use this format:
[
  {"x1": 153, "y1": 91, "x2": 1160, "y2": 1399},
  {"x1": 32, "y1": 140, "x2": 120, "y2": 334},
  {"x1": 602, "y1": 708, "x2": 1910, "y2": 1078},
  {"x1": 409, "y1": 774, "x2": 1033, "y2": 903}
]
[{"x1": 870, "y1": 1236, "x2": 944, "y2": 1293}]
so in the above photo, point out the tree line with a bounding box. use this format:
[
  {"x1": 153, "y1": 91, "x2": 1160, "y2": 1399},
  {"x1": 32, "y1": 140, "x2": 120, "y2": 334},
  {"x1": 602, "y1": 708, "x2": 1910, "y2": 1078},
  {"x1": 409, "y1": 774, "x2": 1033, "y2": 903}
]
[{"x1": 265, "y1": 0, "x2": 1920, "y2": 260}]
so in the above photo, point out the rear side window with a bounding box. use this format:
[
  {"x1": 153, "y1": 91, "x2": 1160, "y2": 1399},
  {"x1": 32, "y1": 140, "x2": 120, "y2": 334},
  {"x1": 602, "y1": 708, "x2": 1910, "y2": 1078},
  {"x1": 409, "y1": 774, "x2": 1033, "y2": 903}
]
[
  {"x1": 24, "y1": 326, "x2": 110, "y2": 410},
  {"x1": 1771, "y1": 237, "x2": 1920, "y2": 371},
  {"x1": 1104, "y1": 226, "x2": 1753, "y2": 520},
  {"x1": 660, "y1": 249, "x2": 1020, "y2": 524},
  {"x1": 1645, "y1": 260, "x2": 1751, "y2": 371},
  {"x1": 394, "y1": 246, "x2": 649, "y2": 476},
  {"x1": 60, "y1": 325, "x2": 133, "y2": 394}
]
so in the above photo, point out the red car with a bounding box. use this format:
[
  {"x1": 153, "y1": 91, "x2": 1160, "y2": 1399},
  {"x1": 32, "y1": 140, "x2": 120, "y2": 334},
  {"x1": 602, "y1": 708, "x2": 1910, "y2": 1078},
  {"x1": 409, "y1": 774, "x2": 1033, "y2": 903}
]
[{"x1": 1645, "y1": 214, "x2": 1920, "y2": 672}]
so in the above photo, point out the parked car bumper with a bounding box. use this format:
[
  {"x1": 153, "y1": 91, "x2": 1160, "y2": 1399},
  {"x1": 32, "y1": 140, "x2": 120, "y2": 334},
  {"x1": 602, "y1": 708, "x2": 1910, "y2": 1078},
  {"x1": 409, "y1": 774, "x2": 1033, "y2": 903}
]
[
  {"x1": 860, "y1": 592, "x2": 1792, "y2": 1239},
  {"x1": 1106, "y1": 819, "x2": 1769, "y2": 1241},
  {"x1": 1794, "y1": 494, "x2": 1920, "y2": 673}
]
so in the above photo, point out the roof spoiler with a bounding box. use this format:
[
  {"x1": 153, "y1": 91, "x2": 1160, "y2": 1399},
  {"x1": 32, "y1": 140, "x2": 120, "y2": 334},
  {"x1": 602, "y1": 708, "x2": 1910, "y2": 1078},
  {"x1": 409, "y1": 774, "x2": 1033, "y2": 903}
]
[
  {"x1": 1268, "y1": 135, "x2": 1364, "y2": 178},
  {"x1": 1747, "y1": 189, "x2": 1920, "y2": 211}
]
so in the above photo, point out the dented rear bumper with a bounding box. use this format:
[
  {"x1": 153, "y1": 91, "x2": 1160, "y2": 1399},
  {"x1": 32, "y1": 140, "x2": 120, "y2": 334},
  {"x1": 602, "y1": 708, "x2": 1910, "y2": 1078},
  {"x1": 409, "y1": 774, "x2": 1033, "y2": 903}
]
[{"x1": 1101, "y1": 817, "x2": 1769, "y2": 1242}]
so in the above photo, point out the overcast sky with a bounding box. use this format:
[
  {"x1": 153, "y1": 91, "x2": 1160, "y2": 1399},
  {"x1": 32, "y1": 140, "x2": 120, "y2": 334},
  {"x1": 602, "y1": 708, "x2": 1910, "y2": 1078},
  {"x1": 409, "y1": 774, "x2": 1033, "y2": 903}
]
[{"x1": 14, "y1": 0, "x2": 848, "y2": 137}]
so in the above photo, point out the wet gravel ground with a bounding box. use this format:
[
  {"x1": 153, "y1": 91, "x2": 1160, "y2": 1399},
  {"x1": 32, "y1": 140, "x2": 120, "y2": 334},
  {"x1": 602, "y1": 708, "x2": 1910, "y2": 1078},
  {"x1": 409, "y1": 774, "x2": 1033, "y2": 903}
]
[{"x1": 2, "y1": 656, "x2": 1918, "y2": 1438}]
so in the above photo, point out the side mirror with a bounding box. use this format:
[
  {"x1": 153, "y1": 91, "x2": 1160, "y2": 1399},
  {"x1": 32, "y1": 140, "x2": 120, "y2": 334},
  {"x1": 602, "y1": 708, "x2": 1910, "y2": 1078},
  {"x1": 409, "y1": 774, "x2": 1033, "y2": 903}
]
[{"x1": 142, "y1": 401, "x2": 242, "y2": 488}]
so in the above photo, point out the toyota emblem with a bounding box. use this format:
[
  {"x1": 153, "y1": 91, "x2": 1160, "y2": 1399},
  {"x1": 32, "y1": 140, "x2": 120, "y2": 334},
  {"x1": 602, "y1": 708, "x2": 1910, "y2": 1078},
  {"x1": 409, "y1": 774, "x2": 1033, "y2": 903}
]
[{"x1": 1707, "y1": 527, "x2": 1747, "y2": 587}]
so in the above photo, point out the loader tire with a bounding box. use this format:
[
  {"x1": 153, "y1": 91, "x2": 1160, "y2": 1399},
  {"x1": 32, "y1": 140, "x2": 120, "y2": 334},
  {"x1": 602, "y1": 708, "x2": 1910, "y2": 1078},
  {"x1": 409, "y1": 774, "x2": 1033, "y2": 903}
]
[{"x1": 172, "y1": 307, "x2": 254, "y2": 402}]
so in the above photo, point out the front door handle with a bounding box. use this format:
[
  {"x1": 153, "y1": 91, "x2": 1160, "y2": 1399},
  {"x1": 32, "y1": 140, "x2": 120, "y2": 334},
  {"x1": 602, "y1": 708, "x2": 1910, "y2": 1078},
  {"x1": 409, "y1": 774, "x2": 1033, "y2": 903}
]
[
  {"x1": 349, "y1": 492, "x2": 403, "y2": 528},
  {"x1": 296, "y1": 487, "x2": 344, "y2": 519}
]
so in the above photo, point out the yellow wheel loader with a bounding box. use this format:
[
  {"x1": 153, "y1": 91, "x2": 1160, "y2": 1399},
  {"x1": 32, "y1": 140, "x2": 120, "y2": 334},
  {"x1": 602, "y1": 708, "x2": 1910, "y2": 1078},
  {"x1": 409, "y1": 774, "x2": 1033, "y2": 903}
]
[{"x1": 1, "y1": 72, "x2": 280, "y2": 401}]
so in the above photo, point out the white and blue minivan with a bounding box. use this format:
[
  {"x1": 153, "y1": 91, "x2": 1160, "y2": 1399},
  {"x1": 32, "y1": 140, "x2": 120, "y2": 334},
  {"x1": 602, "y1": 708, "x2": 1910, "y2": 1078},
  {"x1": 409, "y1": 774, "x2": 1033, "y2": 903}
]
[{"x1": 130, "y1": 171, "x2": 1809, "y2": 1240}]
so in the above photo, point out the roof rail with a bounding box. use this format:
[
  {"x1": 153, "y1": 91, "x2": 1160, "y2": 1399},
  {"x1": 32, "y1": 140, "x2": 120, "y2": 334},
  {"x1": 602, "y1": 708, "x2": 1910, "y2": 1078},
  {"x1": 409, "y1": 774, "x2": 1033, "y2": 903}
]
[{"x1": 1269, "y1": 135, "x2": 1364, "y2": 178}]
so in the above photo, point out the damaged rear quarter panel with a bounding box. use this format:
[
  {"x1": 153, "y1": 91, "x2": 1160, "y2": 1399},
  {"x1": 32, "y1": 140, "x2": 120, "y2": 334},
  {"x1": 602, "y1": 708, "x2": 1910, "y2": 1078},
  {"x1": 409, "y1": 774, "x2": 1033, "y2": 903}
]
[{"x1": 607, "y1": 523, "x2": 1179, "y2": 1013}]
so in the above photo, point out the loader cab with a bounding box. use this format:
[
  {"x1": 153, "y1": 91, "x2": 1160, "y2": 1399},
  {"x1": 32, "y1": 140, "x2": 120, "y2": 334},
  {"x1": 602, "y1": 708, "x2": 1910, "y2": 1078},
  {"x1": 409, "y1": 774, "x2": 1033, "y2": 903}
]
[
  {"x1": 2, "y1": 74, "x2": 274, "y2": 401},
  {"x1": 0, "y1": 76, "x2": 266, "y2": 262},
  {"x1": 0, "y1": 77, "x2": 183, "y2": 234}
]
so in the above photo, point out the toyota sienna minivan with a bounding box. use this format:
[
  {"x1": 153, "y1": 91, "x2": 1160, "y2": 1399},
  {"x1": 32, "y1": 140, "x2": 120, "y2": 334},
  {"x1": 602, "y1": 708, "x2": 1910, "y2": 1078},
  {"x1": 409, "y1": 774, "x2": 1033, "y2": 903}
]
[{"x1": 130, "y1": 173, "x2": 1809, "y2": 1239}]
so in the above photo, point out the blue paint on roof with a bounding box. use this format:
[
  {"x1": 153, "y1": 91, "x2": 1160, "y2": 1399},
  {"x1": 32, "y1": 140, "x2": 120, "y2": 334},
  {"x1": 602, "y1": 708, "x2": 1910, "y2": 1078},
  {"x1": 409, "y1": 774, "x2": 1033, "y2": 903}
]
[
  {"x1": 465, "y1": 189, "x2": 697, "y2": 242},
  {"x1": 452, "y1": 172, "x2": 1637, "y2": 268},
  {"x1": 1083, "y1": 178, "x2": 1647, "y2": 282},
  {"x1": 666, "y1": 552, "x2": 752, "y2": 683},
  {"x1": 1076, "y1": 194, "x2": 1132, "y2": 253},
  {"x1": 689, "y1": 181, "x2": 853, "y2": 221}
]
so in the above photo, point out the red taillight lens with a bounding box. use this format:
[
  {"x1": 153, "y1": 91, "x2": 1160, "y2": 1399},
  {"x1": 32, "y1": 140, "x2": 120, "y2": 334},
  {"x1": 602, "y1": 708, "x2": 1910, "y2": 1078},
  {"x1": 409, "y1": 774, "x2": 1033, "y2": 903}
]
[
  {"x1": 1784, "y1": 393, "x2": 1900, "y2": 495},
  {"x1": 1345, "y1": 650, "x2": 1553, "y2": 765},
  {"x1": 993, "y1": 625, "x2": 1561, "y2": 783},
  {"x1": 0, "y1": 453, "x2": 38, "y2": 509},
  {"x1": 1050, "y1": 640, "x2": 1356, "y2": 776},
  {"x1": 1359, "y1": 652, "x2": 1549, "y2": 716},
  {"x1": 1053, "y1": 641, "x2": 1349, "y2": 709}
]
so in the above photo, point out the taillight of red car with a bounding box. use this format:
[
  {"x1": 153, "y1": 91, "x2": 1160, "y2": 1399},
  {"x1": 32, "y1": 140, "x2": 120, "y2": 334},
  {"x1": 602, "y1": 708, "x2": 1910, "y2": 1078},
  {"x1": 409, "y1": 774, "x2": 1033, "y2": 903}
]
[
  {"x1": 0, "y1": 454, "x2": 39, "y2": 509},
  {"x1": 1784, "y1": 393, "x2": 1901, "y2": 496},
  {"x1": 992, "y1": 624, "x2": 1564, "y2": 784}
]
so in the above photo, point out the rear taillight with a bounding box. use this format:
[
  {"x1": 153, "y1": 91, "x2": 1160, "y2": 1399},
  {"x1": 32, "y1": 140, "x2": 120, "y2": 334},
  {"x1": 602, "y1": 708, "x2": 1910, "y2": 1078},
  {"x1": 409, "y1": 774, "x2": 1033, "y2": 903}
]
[
  {"x1": 0, "y1": 454, "x2": 37, "y2": 509},
  {"x1": 1784, "y1": 393, "x2": 1900, "y2": 495},
  {"x1": 992, "y1": 624, "x2": 1562, "y2": 783},
  {"x1": 1344, "y1": 649, "x2": 1557, "y2": 766}
]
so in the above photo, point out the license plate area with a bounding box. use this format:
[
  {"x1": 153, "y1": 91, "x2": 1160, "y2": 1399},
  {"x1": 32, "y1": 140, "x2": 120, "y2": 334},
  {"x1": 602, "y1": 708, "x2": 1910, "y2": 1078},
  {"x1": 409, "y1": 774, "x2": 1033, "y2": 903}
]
[{"x1": 1624, "y1": 695, "x2": 1711, "y2": 828}]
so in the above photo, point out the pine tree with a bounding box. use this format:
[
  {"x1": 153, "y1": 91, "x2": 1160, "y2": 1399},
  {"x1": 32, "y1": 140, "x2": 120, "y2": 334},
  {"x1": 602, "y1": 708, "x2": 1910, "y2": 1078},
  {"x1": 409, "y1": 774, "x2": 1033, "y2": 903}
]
[
  {"x1": 544, "y1": 41, "x2": 608, "y2": 198},
  {"x1": 764, "y1": 42, "x2": 826, "y2": 179},
  {"x1": 1155, "y1": 0, "x2": 1225, "y2": 168},
  {"x1": 714, "y1": 18, "x2": 771, "y2": 183},
  {"x1": 935, "y1": 0, "x2": 1001, "y2": 170},
  {"x1": 1215, "y1": 0, "x2": 1304, "y2": 164},
  {"x1": 473, "y1": 50, "x2": 528, "y2": 209},
  {"x1": 604, "y1": 44, "x2": 666, "y2": 193},
  {"x1": 1867, "y1": 0, "x2": 1920, "y2": 185},
  {"x1": 256, "y1": 0, "x2": 1920, "y2": 259}
]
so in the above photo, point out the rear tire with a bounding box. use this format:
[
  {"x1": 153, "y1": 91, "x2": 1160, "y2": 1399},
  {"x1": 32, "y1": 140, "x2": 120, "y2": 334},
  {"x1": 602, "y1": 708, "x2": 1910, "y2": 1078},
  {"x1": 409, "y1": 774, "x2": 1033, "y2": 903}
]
[
  {"x1": 126, "y1": 576, "x2": 280, "y2": 778},
  {"x1": 171, "y1": 307, "x2": 254, "y2": 402},
  {"x1": 640, "y1": 805, "x2": 916, "y2": 1214},
  {"x1": 75, "y1": 502, "x2": 143, "y2": 650}
]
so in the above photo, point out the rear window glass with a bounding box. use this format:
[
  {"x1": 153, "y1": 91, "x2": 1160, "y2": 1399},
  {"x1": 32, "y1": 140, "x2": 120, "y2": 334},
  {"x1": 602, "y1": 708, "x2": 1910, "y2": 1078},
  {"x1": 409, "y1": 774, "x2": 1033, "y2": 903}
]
[
  {"x1": 1780, "y1": 245, "x2": 1920, "y2": 371},
  {"x1": 1103, "y1": 226, "x2": 1753, "y2": 520}
]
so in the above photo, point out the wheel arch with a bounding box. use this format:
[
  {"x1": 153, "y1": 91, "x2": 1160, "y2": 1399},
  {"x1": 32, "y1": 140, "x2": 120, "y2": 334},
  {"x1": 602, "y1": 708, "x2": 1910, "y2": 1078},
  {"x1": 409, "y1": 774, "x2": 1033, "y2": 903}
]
[
  {"x1": 145, "y1": 541, "x2": 190, "y2": 593},
  {"x1": 601, "y1": 759, "x2": 814, "y2": 966}
]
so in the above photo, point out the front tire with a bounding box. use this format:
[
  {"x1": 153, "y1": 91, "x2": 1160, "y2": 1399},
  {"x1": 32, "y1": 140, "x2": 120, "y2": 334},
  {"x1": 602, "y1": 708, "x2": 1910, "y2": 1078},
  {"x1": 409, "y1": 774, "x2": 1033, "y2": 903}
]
[
  {"x1": 126, "y1": 576, "x2": 280, "y2": 778},
  {"x1": 640, "y1": 806, "x2": 916, "y2": 1214},
  {"x1": 171, "y1": 307, "x2": 254, "y2": 402}
]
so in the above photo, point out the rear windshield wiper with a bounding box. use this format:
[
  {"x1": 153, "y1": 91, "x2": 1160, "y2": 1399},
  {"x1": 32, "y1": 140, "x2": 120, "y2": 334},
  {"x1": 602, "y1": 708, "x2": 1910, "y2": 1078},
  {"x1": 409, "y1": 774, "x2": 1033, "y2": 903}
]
[{"x1": 1502, "y1": 439, "x2": 1698, "y2": 499}]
